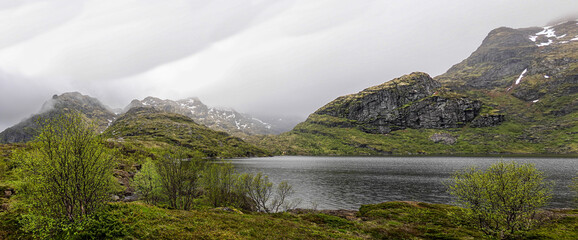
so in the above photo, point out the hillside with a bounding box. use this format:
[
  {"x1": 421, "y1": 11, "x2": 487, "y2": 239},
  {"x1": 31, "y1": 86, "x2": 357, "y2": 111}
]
[
  {"x1": 0, "y1": 92, "x2": 116, "y2": 143},
  {"x1": 256, "y1": 21, "x2": 578, "y2": 155},
  {"x1": 126, "y1": 97, "x2": 277, "y2": 137},
  {"x1": 104, "y1": 107, "x2": 269, "y2": 158}
]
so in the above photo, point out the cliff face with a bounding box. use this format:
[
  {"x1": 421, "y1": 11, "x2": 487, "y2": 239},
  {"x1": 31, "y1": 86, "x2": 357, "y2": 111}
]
[{"x1": 314, "y1": 72, "x2": 502, "y2": 134}]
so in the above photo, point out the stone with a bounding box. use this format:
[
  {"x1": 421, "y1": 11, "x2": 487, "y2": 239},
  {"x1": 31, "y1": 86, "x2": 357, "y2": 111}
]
[{"x1": 430, "y1": 133, "x2": 457, "y2": 145}]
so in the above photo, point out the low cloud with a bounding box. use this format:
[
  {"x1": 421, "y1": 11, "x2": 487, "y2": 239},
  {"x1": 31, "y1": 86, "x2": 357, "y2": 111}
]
[{"x1": 0, "y1": 0, "x2": 577, "y2": 131}]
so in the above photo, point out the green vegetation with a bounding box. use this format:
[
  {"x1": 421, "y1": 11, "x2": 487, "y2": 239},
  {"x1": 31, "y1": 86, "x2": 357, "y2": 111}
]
[
  {"x1": 2, "y1": 199, "x2": 576, "y2": 239},
  {"x1": 132, "y1": 159, "x2": 163, "y2": 205},
  {"x1": 447, "y1": 161, "x2": 553, "y2": 238},
  {"x1": 103, "y1": 107, "x2": 270, "y2": 159},
  {"x1": 13, "y1": 113, "x2": 117, "y2": 238}
]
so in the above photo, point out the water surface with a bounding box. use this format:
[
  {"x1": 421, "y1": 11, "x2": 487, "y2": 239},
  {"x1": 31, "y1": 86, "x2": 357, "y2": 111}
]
[{"x1": 231, "y1": 156, "x2": 577, "y2": 210}]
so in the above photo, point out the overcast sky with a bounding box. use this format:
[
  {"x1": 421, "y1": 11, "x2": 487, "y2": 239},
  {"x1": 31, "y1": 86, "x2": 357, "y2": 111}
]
[{"x1": 1, "y1": 0, "x2": 577, "y2": 131}]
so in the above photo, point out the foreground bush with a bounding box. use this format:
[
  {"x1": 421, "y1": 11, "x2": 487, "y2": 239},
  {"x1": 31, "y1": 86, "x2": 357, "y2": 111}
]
[
  {"x1": 447, "y1": 161, "x2": 552, "y2": 238},
  {"x1": 16, "y1": 112, "x2": 116, "y2": 237}
]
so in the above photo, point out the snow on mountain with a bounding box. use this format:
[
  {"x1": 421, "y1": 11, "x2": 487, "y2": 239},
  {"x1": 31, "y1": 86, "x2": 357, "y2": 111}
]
[{"x1": 126, "y1": 97, "x2": 275, "y2": 136}]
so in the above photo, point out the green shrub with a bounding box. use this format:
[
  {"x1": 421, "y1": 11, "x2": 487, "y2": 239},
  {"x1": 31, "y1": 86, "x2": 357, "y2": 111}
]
[{"x1": 447, "y1": 161, "x2": 553, "y2": 238}]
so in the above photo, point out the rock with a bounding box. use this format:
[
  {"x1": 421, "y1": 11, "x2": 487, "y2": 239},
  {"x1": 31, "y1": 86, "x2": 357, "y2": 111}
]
[
  {"x1": 430, "y1": 133, "x2": 457, "y2": 145},
  {"x1": 471, "y1": 114, "x2": 506, "y2": 128},
  {"x1": 122, "y1": 194, "x2": 138, "y2": 202},
  {"x1": 214, "y1": 207, "x2": 243, "y2": 214},
  {"x1": 111, "y1": 195, "x2": 120, "y2": 201},
  {"x1": 314, "y1": 72, "x2": 497, "y2": 134}
]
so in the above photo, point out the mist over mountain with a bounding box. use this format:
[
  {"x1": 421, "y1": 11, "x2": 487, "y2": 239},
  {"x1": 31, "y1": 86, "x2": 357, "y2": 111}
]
[
  {"x1": 256, "y1": 21, "x2": 577, "y2": 155},
  {"x1": 125, "y1": 96, "x2": 289, "y2": 136},
  {"x1": 1, "y1": 1, "x2": 577, "y2": 133}
]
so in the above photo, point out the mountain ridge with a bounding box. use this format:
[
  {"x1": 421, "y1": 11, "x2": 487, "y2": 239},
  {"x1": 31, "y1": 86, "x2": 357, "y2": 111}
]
[{"x1": 253, "y1": 21, "x2": 577, "y2": 155}]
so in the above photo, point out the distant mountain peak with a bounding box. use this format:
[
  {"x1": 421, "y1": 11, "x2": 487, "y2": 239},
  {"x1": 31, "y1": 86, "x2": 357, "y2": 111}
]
[
  {"x1": 125, "y1": 96, "x2": 276, "y2": 136},
  {"x1": 0, "y1": 92, "x2": 116, "y2": 143}
]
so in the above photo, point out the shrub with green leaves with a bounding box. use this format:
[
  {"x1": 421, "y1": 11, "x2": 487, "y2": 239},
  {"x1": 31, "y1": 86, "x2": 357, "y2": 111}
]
[
  {"x1": 132, "y1": 159, "x2": 163, "y2": 205},
  {"x1": 15, "y1": 112, "x2": 116, "y2": 237},
  {"x1": 237, "y1": 172, "x2": 298, "y2": 213},
  {"x1": 447, "y1": 161, "x2": 552, "y2": 238},
  {"x1": 155, "y1": 151, "x2": 205, "y2": 210},
  {"x1": 202, "y1": 161, "x2": 247, "y2": 209}
]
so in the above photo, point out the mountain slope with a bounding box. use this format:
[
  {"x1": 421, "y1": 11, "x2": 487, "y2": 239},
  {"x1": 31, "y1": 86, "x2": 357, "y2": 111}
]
[
  {"x1": 126, "y1": 97, "x2": 276, "y2": 137},
  {"x1": 104, "y1": 107, "x2": 269, "y2": 158},
  {"x1": 0, "y1": 92, "x2": 116, "y2": 143},
  {"x1": 259, "y1": 21, "x2": 578, "y2": 155}
]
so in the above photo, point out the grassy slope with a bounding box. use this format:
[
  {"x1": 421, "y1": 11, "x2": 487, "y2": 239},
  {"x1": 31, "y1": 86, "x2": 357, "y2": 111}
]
[
  {"x1": 1, "y1": 201, "x2": 576, "y2": 239},
  {"x1": 103, "y1": 108, "x2": 270, "y2": 159},
  {"x1": 249, "y1": 70, "x2": 577, "y2": 156},
  {"x1": 252, "y1": 106, "x2": 577, "y2": 156}
]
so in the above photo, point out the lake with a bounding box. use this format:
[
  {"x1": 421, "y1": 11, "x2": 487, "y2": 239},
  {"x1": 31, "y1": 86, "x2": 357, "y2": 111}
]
[{"x1": 231, "y1": 156, "x2": 577, "y2": 210}]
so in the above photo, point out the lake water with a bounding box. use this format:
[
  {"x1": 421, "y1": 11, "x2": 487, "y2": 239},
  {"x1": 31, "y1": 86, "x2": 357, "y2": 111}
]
[{"x1": 231, "y1": 156, "x2": 577, "y2": 210}]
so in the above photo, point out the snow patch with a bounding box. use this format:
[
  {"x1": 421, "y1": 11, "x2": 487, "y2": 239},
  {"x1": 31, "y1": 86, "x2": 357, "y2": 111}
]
[
  {"x1": 536, "y1": 39, "x2": 553, "y2": 47},
  {"x1": 529, "y1": 26, "x2": 573, "y2": 46},
  {"x1": 571, "y1": 36, "x2": 578, "y2": 41},
  {"x1": 515, "y1": 69, "x2": 528, "y2": 85},
  {"x1": 532, "y1": 99, "x2": 539, "y2": 103},
  {"x1": 536, "y1": 26, "x2": 556, "y2": 38},
  {"x1": 544, "y1": 75, "x2": 550, "y2": 79}
]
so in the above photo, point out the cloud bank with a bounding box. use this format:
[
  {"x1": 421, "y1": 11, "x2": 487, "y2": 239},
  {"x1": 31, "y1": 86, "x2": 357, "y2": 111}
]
[{"x1": 1, "y1": 0, "x2": 577, "y2": 131}]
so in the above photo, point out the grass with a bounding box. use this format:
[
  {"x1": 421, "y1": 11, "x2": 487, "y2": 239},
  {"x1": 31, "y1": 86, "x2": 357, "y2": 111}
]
[
  {"x1": 103, "y1": 107, "x2": 270, "y2": 159},
  {"x1": 1, "y1": 201, "x2": 575, "y2": 239}
]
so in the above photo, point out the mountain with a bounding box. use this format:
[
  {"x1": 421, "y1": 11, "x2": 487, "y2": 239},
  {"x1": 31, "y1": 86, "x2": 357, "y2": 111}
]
[
  {"x1": 0, "y1": 92, "x2": 116, "y2": 143},
  {"x1": 437, "y1": 21, "x2": 578, "y2": 116},
  {"x1": 260, "y1": 21, "x2": 577, "y2": 155},
  {"x1": 125, "y1": 97, "x2": 277, "y2": 136},
  {"x1": 314, "y1": 72, "x2": 503, "y2": 133},
  {"x1": 103, "y1": 107, "x2": 269, "y2": 158}
]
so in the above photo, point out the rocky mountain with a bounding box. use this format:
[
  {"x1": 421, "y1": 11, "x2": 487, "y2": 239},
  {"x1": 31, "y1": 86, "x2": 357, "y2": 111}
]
[
  {"x1": 104, "y1": 107, "x2": 269, "y2": 158},
  {"x1": 125, "y1": 97, "x2": 276, "y2": 136},
  {"x1": 258, "y1": 21, "x2": 577, "y2": 155},
  {"x1": 314, "y1": 72, "x2": 503, "y2": 134},
  {"x1": 437, "y1": 20, "x2": 578, "y2": 113},
  {"x1": 0, "y1": 92, "x2": 116, "y2": 143}
]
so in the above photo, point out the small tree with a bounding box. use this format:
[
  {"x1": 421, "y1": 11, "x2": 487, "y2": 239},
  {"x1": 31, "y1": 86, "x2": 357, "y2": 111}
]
[
  {"x1": 155, "y1": 151, "x2": 204, "y2": 210},
  {"x1": 132, "y1": 159, "x2": 163, "y2": 205},
  {"x1": 202, "y1": 161, "x2": 241, "y2": 208},
  {"x1": 238, "y1": 172, "x2": 297, "y2": 213},
  {"x1": 18, "y1": 112, "x2": 115, "y2": 226},
  {"x1": 447, "y1": 161, "x2": 552, "y2": 238}
]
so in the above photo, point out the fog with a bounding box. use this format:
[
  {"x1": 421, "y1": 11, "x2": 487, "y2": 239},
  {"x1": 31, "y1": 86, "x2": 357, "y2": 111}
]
[{"x1": 1, "y1": 0, "x2": 577, "y2": 131}]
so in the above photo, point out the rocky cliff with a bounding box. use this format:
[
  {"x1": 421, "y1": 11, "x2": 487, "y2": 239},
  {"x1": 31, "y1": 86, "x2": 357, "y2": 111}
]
[{"x1": 314, "y1": 72, "x2": 503, "y2": 134}]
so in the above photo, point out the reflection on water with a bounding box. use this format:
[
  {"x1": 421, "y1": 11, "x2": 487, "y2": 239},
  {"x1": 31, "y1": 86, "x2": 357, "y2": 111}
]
[{"x1": 231, "y1": 156, "x2": 577, "y2": 210}]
